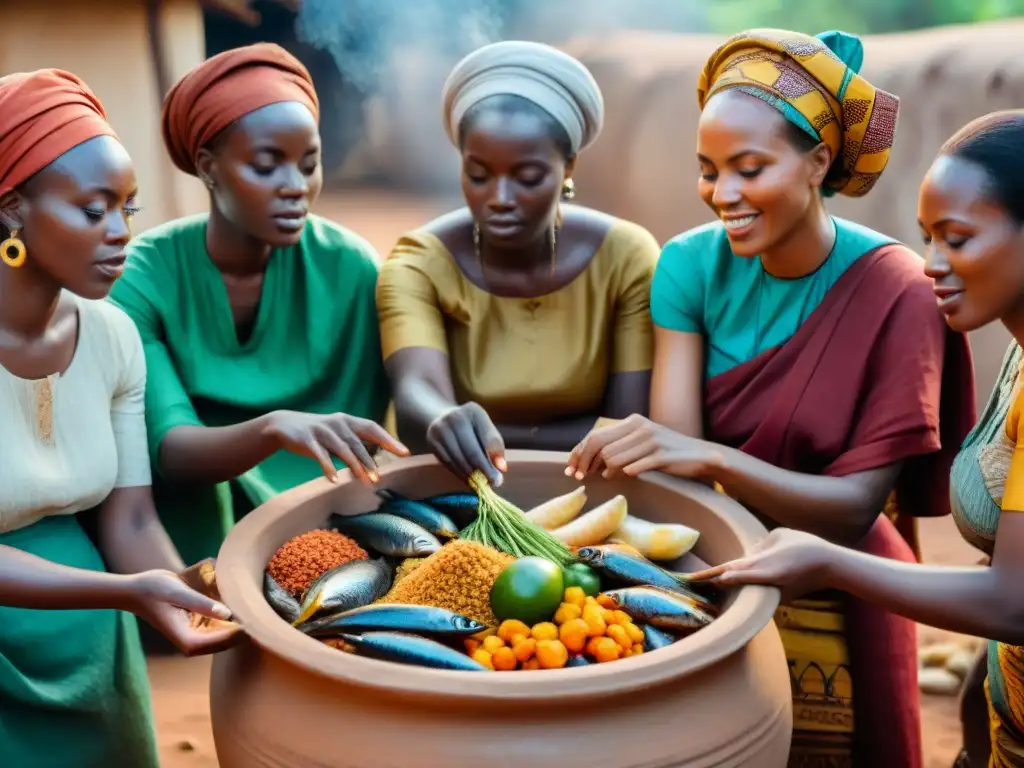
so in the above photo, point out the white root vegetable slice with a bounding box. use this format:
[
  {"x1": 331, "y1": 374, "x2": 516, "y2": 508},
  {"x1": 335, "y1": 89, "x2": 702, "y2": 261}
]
[
  {"x1": 551, "y1": 495, "x2": 628, "y2": 547},
  {"x1": 524, "y1": 486, "x2": 587, "y2": 530},
  {"x1": 609, "y1": 515, "x2": 700, "y2": 561}
]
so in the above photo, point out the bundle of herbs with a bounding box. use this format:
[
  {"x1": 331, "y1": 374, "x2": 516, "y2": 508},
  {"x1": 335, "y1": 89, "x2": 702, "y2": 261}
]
[{"x1": 460, "y1": 470, "x2": 576, "y2": 567}]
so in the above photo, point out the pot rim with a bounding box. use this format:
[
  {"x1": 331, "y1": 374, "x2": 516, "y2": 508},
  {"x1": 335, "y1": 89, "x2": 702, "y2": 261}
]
[{"x1": 215, "y1": 450, "x2": 780, "y2": 701}]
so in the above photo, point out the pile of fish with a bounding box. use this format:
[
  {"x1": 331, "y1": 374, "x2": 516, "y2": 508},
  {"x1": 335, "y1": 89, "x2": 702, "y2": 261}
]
[
  {"x1": 262, "y1": 489, "x2": 725, "y2": 672},
  {"x1": 264, "y1": 489, "x2": 495, "y2": 671},
  {"x1": 576, "y1": 544, "x2": 721, "y2": 644}
]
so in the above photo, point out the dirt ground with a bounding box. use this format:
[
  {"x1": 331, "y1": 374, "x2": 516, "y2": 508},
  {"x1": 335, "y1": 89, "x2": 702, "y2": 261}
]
[{"x1": 146, "y1": 191, "x2": 980, "y2": 768}]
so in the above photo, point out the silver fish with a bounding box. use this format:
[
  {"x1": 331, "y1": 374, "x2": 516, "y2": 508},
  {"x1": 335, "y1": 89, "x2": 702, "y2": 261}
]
[
  {"x1": 377, "y1": 498, "x2": 460, "y2": 540},
  {"x1": 292, "y1": 558, "x2": 393, "y2": 627},
  {"x1": 263, "y1": 573, "x2": 300, "y2": 623},
  {"x1": 602, "y1": 586, "x2": 715, "y2": 632},
  {"x1": 329, "y1": 512, "x2": 441, "y2": 558},
  {"x1": 299, "y1": 604, "x2": 485, "y2": 638},
  {"x1": 577, "y1": 545, "x2": 718, "y2": 614},
  {"x1": 639, "y1": 622, "x2": 678, "y2": 652},
  {"x1": 423, "y1": 492, "x2": 480, "y2": 528},
  {"x1": 338, "y1": 631, "x2": 490, "y2": 671}
]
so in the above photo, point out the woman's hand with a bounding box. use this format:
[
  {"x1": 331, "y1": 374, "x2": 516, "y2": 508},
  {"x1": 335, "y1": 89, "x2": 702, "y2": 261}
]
[
  {"x1": 566, "y1": 414, "x2": 724, "y2": 481},
  {"x1": 264, "y1": 411, "x2": 409, "y2": 485},
  {"x1": 685, "y1": 529, "x2": 837, "y2": 601},
  {"x1": 426, "y1": 402, "x2": 507, "y2": 487},
  {"x1": 128, "y1": 559, "x2": 241, "y2": 657}
]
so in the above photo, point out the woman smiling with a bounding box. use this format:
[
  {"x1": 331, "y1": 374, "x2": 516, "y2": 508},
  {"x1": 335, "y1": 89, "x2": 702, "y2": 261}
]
[{"x1": 568, "y1": 29, "x2": 976, "y2": 767}]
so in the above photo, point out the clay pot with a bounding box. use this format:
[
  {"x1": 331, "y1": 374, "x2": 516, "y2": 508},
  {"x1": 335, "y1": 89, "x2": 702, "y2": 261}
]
[{"x1": 211, "y1": 451, "x2": 792, "y2": 767}]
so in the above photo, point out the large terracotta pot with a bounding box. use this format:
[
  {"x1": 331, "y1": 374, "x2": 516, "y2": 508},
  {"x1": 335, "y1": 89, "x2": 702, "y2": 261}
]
[{"x1": 211, "y1": 451, "x2": 792, "y2": 767}]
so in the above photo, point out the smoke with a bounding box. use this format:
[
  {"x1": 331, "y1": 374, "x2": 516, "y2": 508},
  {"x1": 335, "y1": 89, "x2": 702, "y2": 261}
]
[
  {"x1": 295, "y1": 1, "x2": 510, "y2": 95},
  {"x1": 295, "y1": 0, "x2": 706, "y2": 92},
  {"x1": 293, "y1": 0, "x2": 708, "y2": 189}
]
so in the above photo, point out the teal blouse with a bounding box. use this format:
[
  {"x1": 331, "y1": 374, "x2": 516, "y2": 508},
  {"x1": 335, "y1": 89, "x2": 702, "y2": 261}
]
[
  {"x1": 109, "y1": 213, "x2": 390, "y2": 563},
  {"x1": 650, "y1": 217, "x2": 894, "y2": 379}
]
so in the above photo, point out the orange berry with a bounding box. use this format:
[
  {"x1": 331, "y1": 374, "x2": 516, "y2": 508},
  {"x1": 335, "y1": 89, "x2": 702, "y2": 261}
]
[
  {"x1": 554, "y1": 602, "x2": 583, "y2": 625},
  {"x1": 482, "y1": 635, "x2": 505, "y2": 654},
  {"x1": 559, "y1": 618, "x2": 590, "y2": 653},
  {"x1": 512, "y1": 637, "x2": 537, "y2": 663},
  {"x1": 607, "y1": 624, "x2": 632, "y2": 652},
  {"x1": 492, "y1": 646, "x2": 518, "y2": 671},
  {"x1": 593, "y1": 637, "x2": 622, "y2": 663},
  {"x1": 582, "y1": 604, "x2": 607, "y2": 637},
  {"x1": 563, "y1": 587, "x2": 587, "y2": 606},
  {"x1": 531, "y1": 622, "x2": 559, "y2": 642},
  {"x1": 536, "y1": 639, "x2": 569, "y2": 669},
  {"x1": 624, "y1": 623, "x2": 645, "y2": 645},
  {"x1": 471, "y1": 649, "x2": 494, "y2": 669},
  {"x1": 498, "y1": 620, "x2": 531, "y2": 643}
]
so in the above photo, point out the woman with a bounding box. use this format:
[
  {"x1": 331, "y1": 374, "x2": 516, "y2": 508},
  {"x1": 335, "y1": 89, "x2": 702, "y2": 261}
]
[
  {"x1": 0, "y1": 68, "x2": 239, "y2": 767},
  {"x1": 951, "y1": 340, "x2": 1021, "y2": 768},
  {"x1": 109, "y1": 43, "x2": 407, "y2": 566},
  {"x1": 376, "y1": 40, "x2": 660, "y2": 487},
  {"x1": 568, "y1": 30, "x2": 976, "y2": 767},
  {"x1": 688, "y1": 110, "x2": 1024, "y2": 767}
]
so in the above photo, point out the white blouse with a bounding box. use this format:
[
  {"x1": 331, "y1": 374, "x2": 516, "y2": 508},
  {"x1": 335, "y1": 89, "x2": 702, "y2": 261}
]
[{"x1": 0, "y1": 297, "x2": 151, "y2": 533}]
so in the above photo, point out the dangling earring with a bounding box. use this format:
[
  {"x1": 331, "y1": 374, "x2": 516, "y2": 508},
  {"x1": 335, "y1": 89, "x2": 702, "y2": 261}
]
[
  {"x1": 1, "y1": 229, "x2": 26, "y2": 268},
  {"x1": 561, "y1": 178, "x2": 576, "y2": 200},
  {"x1": 473, "y1": 222, "x2": 485, "y2": 282},
  {"x1": 549, "y1": 226, "x2": 558, "y2": 279}
]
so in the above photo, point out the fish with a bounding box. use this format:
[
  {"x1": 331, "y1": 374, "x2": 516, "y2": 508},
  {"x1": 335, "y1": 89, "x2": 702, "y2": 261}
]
[
  {"x1": 329, "y1": 512, "x2": 441, "y2": 558},
  {"x1": 338, "y1": 631, "x2": 491, "y2": 671},
  {"x1": 565, "y1": 654, "x2": 592, "y2": 668},
  {"x1": 638, "y1": 622, "x2": 678, "y2": 652},
  {"x1": 601, "y1": 586, "x2": 715, "y2": 632},
  {"x1": 263, "y1": 573, "x2": 301, "y2": 623},
  {"x1": 576, "y1": 545, "x2": 718, "y2": 614},
  {"x1": 292, "y1": 558, "x2": 394, "y2": 627},
  {"x1": 422, "y1": 492, "x2": 480, "y2": 528},
  {"x1": 298, "y1": 604, "x2": 486, "y2": 639},
  {"x1": 376, "y1": 498, "x2": 460, "y2": 540}
]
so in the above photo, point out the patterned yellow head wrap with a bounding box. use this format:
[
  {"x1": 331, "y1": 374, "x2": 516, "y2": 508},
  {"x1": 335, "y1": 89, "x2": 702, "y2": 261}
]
[{"x1": 697, "y1": 29, "x2": 899, "y2": 198}]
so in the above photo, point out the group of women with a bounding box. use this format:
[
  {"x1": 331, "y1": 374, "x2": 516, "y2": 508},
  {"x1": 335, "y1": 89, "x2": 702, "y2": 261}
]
[{"x1": 1, "y1": 19, "x2": 1022, "y2": 768}]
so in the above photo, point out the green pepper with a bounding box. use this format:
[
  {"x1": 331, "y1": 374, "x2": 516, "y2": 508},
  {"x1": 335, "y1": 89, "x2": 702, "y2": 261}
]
[{"x1": 562, "y1": 562, "x2": 601, "y2": 597}]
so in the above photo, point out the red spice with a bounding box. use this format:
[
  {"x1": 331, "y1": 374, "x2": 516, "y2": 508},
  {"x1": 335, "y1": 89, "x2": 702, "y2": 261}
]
[{"x1": 266, "y1": 529, "x2": 368, "y2": 597}]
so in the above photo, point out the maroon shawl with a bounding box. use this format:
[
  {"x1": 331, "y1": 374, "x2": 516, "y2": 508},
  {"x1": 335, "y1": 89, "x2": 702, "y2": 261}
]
[{"x1": 705, "y1": 244, "x2": 976, "y2": 767}]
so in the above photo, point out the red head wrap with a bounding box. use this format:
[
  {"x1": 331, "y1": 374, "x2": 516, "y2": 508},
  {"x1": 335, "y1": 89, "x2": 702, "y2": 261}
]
[
  {"x1": 0, "y1": 69, "x2": 117, "y2": 197},
  {"x1": 160, "y1": 42, "x2": 319, "y2": 176}
]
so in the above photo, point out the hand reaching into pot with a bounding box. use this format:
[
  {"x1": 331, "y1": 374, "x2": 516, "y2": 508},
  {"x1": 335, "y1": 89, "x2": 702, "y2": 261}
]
[
  {"x1": 566, "y1": 414, "x2": 723, "y2": 481},
  {"x1": 130, "y1": 559, "x2": 241, "y2": 657},
  {"x1": 264, "y1": 411, "x2": 410, "y2": 486},
  {"x1": 426, "y1": 402, "x2": 507, "y2": 487},
  {"x1": 685, "y1": 529, "x2": 836, "y2": 603}
]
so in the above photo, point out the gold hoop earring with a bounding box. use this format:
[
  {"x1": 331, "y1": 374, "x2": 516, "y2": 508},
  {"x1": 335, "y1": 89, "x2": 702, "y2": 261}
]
[
  {"x1": 562, "y1": 178, "x2": 576, "y2": 200},
  {"x1": 1, "y1": 230, "x2": 27, "y2": 268}
]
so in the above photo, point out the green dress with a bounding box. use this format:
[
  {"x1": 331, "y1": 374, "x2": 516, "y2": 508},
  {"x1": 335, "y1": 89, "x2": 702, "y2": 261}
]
[
  {"x1": 109, "y1": 213, "x2": 390, "y2": 565},
  {"x1": 0, "y1": 297, "x2": 159, "y2": 767}
]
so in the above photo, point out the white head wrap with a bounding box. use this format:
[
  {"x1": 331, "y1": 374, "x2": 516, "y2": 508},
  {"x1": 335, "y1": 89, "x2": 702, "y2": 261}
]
[{"x1": 442, "y1": 40, "x2": 605, "y2": 155}]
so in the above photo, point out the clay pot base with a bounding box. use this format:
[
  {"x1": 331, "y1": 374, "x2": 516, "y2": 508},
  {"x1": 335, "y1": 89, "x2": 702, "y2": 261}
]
[{"x1": 212, "y1": 451, "x2": 793, "y2": 767}]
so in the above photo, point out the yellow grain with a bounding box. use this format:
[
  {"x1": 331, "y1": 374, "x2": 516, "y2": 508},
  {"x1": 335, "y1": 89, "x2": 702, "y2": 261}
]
[{"x1": 376, "y1": 540, "x2": 514, "y2": 626}]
